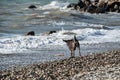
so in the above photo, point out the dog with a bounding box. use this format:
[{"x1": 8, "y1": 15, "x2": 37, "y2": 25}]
[{"x1": 63, "y1": 36, "x2": 81, "y2": 57}]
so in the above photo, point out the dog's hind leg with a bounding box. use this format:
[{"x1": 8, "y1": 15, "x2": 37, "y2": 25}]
[
  {"x1": 78, "y1": 46, "x2": 81, "y2": 56},
  {"x1": 70, "y1": 50, "x2": 75, "y2": 58},
  {"x1": 77, "y1": 45, "x2": 81, "y2": 56}
]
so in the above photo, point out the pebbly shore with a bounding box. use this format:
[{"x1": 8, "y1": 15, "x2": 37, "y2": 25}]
[{"x1": 0, "y1": 50, "x2": 120, "y2": 80}]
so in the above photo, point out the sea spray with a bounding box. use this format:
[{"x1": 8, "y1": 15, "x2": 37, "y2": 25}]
[{"x1": 0, "y1": 25, "x2": 120, "y2": 54}]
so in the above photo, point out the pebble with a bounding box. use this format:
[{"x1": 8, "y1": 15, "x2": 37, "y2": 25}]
[{"x1": 0, "y1": 50, "x2": 120, "y2": 80}]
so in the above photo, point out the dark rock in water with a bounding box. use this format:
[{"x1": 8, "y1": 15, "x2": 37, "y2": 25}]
[
  {"x1": 86, "y1": 5, "x2": 97, "y2": 13},
  {"x1": 77, "y1": 0, "x2": 86, "y2": 9},
  {"x1": 28, "y1": 5, "x2": 37, "y2": 9},
  {"x1": 117, "y1": 9, "x2": 120, "y2": 13},
  {"x1": 106, "y1": 2, "x2": 120, "y2": 12},
  {"x1": 94, "y1": 0, "x2": 99, "y2": 3},
  {"x1": 86, "y1": 4, "x2": 107, "y2": 13},
  {"x1": 49, "y1": 30, "x2": 56, "y2": 35},
  {"x1": 62, "y1": 32, "x2": 76, "y2": 35},
  {"x1": 93, "y1": 26, "x2": 112, "y2": 30},
  {"x1": 25, "y1": 31, "x2": 35, "y2": 36},
  {"x1": 67, "y1": 0, "x2": 120, "y2": 13},
  {"x1": 96, "y1": 7, "x2": 107, "y2": 13},
  {"x1": 67, "y1": 0, "x2": 86, "y2": 10},
  {"x1": 83, "y1": 0, "x2": 92, "y2": 6},
  {"x1": 42, "y1": 30, "x2": 57, "y2": 35},
  {"x1": 67, "y1": 3, "x2": 77, "y2": 8}
]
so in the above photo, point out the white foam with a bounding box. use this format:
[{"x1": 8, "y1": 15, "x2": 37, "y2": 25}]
[
  {"x1": 0, "y1": 23, "x2": 120, "y2": 54},
  {"x1": 51, "y1": 21, "x2": 105, "y2": 28},
  {"x1": 38, "y1": 1, "x2": 69, "y2": 10}
]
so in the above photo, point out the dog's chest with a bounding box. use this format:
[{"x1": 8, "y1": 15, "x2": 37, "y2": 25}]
[{"x1": 67, "y1": 41, "x2": 76, "y2": 49}]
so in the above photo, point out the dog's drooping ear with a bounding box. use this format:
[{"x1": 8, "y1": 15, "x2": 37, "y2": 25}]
[
  {"x1": 63, "y1": 39, "x2": 74, "y2": 42},
  {"x1": 25, "y1": 31, "x2": 35, "y2": 36},
  {"x1": 63, "y1": 40, "x2": 67, "y2": 42}
]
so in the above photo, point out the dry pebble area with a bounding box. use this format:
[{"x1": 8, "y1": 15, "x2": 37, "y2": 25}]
[{"x1": 0, "y1": 50, "x2": 120, "y2": 80}]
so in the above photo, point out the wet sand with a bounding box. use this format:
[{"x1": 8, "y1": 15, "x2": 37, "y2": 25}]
[{"x1": 0, "y1": 49, "x2": 120, "y2": 80}]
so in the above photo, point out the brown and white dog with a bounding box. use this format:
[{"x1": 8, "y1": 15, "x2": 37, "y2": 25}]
[{"x1": 63, "y1": 36, "x2": 81, "y2": 57}]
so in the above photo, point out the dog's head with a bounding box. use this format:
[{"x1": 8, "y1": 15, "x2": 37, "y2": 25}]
[{"x1": 63, "y1": 39, "x2": 74, "y2": 43}]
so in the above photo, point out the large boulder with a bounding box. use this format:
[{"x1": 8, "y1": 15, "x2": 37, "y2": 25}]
[
  {"x1": 28, "y1": 5, "x2": 37, "y2": 9},
  {"x1": 67, "y1": 0, "x2": 120, "y2": 13},
  {"x1": 25, "y1": 31, "x2": 35, "y2": 36},
  {"x1": 42, "y1": 30, "x2": 57, "y2": 35},
  {"x1": 106, "y1": 1, "x2": 120, "y2": 12},
  {"x1": 86, "y1": 5, "x2": 97, "y2": 13},
  {"x1": 67, "y1": 3, "x2": 77, "y2": 8}
]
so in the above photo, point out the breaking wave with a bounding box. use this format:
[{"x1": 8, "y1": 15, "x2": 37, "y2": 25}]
[{"x1": 0, "y1": 23, "x2": 120, "y2": 54}]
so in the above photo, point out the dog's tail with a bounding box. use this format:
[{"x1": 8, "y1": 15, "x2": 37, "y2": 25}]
[
  {"x1": 74, "y1": 35, "x2": 77, "y2": 41},
  {"x1": 74, "y1": 35, "x2": 81, "y2": 56}
]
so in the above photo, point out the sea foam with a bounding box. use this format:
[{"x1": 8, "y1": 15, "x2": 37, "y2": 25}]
[
  {"x1": 0, "y1": 23, "x2": 120, "y2": 54},
  {"x1": 38, "y1": 1, "x2": 69, "y2": 10}
]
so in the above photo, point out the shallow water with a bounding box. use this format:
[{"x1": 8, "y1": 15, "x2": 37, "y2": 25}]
[{"x1": 0, "y1": 0, "x2": 120, "y2": 70}]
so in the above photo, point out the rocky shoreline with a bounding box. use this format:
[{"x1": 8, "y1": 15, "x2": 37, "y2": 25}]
[
  {"x1": 67, "y1": 0, "x2": 120, "y2": 13},
  {"x1": 0, "y1": 50, "x2": 120, "y2": 80}
]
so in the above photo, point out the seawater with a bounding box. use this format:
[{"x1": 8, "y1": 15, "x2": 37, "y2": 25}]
[{"x1": 0, "y1": 0, "x2": 120, "y2": 70}]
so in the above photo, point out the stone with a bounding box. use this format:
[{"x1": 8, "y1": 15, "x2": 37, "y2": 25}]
[
  {"x1": 25, "y1": 31, "x2": 35, "y2": 36},
  {"x1": 28, "y1": 5, "x2": 37, "y2": 9}
]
